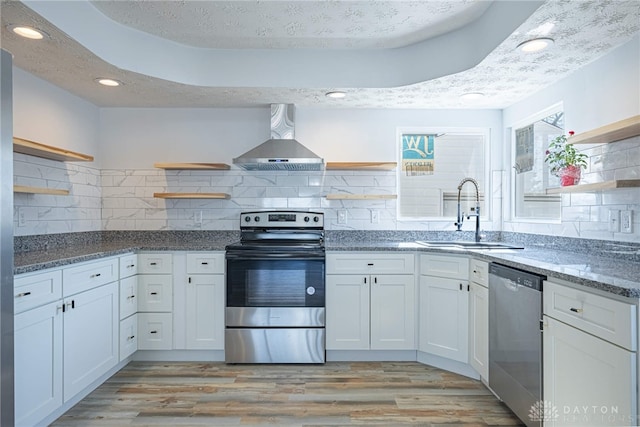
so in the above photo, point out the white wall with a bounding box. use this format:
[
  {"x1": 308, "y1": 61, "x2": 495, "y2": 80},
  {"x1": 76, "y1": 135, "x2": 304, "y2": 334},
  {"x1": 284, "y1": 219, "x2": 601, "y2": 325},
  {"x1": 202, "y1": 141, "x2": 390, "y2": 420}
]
[
  {"x1": 13, "y1": 68, "x2": 101, "y2": 236},
  {"x1": 503, "y1": 35, "x2": 640, "y2": 242}
]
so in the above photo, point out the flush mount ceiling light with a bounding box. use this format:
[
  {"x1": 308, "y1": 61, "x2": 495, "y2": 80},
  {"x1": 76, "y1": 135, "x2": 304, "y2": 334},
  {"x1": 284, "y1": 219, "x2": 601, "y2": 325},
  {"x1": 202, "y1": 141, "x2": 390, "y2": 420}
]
[
  {"x1": 325, "y1": 91, "x2": 346, "y2": 99},
  {"x1": 460, "y1": 92, "x2": 485, "y2": 101},
  {"x1": 95, "y1": 78, "x2": 123, "y2": 87},
  {"x1": 9, "y1": 25, "x2": 48, "y2": 40},
  {"x1": 517, "y1": 37, "x2": 554, "y2": 53}
]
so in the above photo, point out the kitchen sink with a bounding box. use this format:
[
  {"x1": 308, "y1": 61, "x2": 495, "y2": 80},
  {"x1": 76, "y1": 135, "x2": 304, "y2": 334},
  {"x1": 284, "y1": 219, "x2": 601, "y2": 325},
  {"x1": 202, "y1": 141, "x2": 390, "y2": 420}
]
[{"x1": 415, "y1": 241, "x2": 524, "y2": 250}]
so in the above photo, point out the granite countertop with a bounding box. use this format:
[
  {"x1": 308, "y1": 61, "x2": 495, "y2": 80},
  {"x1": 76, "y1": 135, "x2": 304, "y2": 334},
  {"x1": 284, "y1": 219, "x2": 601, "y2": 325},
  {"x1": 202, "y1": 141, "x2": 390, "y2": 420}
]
[{"x1": 14, "y1": 236, "x2": 640, "y2": 299}]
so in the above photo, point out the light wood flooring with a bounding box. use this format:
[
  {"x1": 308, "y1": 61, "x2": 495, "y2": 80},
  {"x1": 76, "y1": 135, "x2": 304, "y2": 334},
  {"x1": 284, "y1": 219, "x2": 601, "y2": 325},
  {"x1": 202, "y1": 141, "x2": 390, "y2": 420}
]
[{"x1": 52, "y1": 361, "x2": 523, "y2": 426}]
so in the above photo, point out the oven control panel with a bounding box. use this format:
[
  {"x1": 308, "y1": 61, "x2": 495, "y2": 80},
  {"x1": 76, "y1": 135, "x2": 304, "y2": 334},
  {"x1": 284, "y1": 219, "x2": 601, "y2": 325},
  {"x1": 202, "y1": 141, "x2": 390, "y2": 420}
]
[{"x1": 240, "y1": 211, "x2": 324, "y2": 228}]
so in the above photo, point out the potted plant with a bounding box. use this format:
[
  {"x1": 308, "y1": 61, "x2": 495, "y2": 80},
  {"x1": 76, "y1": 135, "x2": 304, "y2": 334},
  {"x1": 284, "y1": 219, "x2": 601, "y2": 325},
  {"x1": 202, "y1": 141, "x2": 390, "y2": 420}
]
[{"x1": 544, "y1": 131, "x2": 588, "y2": 186}]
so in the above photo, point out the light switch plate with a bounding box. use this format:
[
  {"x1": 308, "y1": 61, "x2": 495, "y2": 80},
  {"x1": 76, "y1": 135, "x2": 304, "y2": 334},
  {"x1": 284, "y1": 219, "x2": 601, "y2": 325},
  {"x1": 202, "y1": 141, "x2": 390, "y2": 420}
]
[
  {"x1": 608, "y1": 209, "x2": 620, "y2": 232},
  {"x1": 337, "y1": 210, "x2": 347, "y2": 224},
  {"x1": 621, "y1": 210, "x2": 633, "y2": 233}
]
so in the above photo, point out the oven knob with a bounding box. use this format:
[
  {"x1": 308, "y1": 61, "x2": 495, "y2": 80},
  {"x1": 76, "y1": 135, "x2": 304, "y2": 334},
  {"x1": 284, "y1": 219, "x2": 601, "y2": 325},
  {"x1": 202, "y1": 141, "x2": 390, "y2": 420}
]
[
  {"x1": 313, "y1": 216, "x2": 320, "y2": 222},
  {"x1": 254, "y1": 216, "x2": 260, "y2": 222},
  {"x1": 244, "y1": 216, "x2": 251, "y2": 222},
  {"x1": 304, "y1": 216, "x2": 310, "y2": 222},
  {"x1": 306, "y1": 286, "x2": 316, "y2": 296}
]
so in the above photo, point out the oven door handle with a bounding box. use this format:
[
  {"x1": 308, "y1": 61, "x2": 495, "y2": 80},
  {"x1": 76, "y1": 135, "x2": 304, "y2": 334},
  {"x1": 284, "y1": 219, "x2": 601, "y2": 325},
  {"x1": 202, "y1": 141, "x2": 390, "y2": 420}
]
[{"x1": 226, "y1": 252, "x2": 325, "y2": 260}]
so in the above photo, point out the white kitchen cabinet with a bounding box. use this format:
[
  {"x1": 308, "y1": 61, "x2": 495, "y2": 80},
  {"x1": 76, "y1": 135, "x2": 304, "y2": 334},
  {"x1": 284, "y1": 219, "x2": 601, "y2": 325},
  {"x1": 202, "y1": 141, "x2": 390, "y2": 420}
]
[
  {"x1": 119, "y1": 313, "x2": 138, "y2": 360},
  {"x1": 138, "y1": 253, "x2": 172, "y2": 274},
  {"x1": 326, "y1": 252, "x2": 415, "y2": 351},
  {"x1": 119, "y1": 275, "x2": 138, "y2": 320},
  {"x1": 419, "y1": 254, "x2": 469, "y2": 363},
  {"x1": 14, "y1": 269, "x2": 62, "y2": 314},
  {"x1": 544, "y1": 315, "x2": 636, "y2": 426},
  {"x1": 468, "y1": 258, "x2": 489, "y2": 381},
  {"x1": 119, "y1": 253, "x2": 138, "y2": 279},
  {"x1": 14, "y1": 300, "x2": 63, "y2": 427},
  {"x1": 63, "y1": 281, "x2": 119, "y2": 402},
  {"x1": 543, "y1": 280, "x2": 637, "y2": 426},
  {"x1": 138, "y1": 312, "x2": 173, "y2": 350},
  {"x1": 137, "y1": 275, "x2": 172, "y2": 312},
  {"x1": 184, "y1": 252, "x2": 225, "y2": 350},
  {"x1": 62, "y1": 257, "x2": 118, "y2": 296}
]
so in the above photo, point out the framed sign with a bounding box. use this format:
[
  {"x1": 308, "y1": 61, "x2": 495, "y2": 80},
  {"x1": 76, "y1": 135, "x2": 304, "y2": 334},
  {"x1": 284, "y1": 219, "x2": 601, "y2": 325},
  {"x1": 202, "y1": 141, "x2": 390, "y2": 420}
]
[{"x1": 401, "y1": 134, "x2": 434, "y2": 176}]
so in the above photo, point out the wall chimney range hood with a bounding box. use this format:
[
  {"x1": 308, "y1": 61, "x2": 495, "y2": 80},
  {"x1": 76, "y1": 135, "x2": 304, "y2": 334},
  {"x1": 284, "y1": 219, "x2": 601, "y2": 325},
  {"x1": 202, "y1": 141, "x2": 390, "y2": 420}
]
[{"x1": 233, "y1": 104, "x2": 324, "y2": 171}]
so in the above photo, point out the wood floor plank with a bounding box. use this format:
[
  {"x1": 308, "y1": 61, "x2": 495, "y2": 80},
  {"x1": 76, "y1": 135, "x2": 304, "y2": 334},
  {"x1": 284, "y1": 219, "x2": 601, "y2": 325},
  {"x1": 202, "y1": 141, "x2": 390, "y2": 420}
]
[{"x1": 52, "y1": 362, "x2": 523, "y2": 426}]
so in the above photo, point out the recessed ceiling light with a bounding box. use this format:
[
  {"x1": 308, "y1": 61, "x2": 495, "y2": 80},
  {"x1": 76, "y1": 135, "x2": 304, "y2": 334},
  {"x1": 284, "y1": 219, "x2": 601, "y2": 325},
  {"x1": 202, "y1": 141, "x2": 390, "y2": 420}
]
[
  {"x1": 460, "y1": 92, "x2": 485, "y2": 101},
  {"x1": 517, "y1": 38, "x2": 554, "y2": 53},
  {"x1": 95, "y1": 78, "x2": 123, "y2": 87},
  {"x1": 9, "y1": 25, "x2": 47, "y2": 40},
  {"x1": 325, "y1": 91, "x2": 346, "y2": 99}
]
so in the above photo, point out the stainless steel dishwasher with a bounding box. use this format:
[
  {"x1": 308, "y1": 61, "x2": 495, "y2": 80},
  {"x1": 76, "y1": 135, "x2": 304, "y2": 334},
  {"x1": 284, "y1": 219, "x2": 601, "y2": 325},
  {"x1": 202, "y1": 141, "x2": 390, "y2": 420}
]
[{"x1": 489, "y1": 263, "x2": 546, "y2": 427}]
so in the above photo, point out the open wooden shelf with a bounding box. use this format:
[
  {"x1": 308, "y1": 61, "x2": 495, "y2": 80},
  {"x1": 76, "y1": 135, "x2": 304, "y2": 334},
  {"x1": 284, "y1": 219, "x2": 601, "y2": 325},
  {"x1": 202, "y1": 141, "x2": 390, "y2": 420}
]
[
  {"x1": 546, "y1": 179, "x2": 640, "y2": 194},
  {"x1": 569, "y1": 115, "x2": 640, "y2": 145},
  {"x1": 154, "y1": 162, "x2": 230, "y2": 170},
  {"x1": 13, "y1": 137, "x2": 94, "y2": 162},
  {"x1": 325, "y1": 194, "x2": 398, "y2": 200},
  {"x1": 325, "y1": 162, "x2": 397, "y2": 171},
  {"x1": 153, "y1": 192, "x2": 231, "y2": 199},
  {"x1": 13, "y1": 185, "x2": 70, "y2": 196}
]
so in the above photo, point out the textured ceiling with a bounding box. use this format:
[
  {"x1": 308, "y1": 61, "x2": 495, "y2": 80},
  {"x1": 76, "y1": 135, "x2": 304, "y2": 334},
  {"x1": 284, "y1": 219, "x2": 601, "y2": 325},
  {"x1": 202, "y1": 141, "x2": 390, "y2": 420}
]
[{"x1": 1, "y1": 0, "x2": 639, "y2": 109}]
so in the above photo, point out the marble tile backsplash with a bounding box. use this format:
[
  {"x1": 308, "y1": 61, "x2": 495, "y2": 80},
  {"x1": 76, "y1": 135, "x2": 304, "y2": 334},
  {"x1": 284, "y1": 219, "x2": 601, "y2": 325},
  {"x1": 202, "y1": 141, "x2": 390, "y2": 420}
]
[
  {"x1": 13, "y1": 153, "x2": 102, "y2": 237},
  {"x1": 12, "y1": 136, "x2": 640, "y2": 243}
]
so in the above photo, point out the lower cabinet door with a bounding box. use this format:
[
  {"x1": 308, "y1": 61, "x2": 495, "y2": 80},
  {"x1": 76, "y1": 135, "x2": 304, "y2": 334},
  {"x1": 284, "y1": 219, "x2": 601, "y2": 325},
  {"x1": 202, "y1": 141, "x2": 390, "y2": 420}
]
[
  {"x1": 326, "y1": 274, "x2": 370, "y2": 350},
  {"x1": 544, "y1": 315, "x2": 637, "y2": 426},
  {"x1": 370, "y1": 274, "x2": 415, "y2": 350},
  {"x1": 63, "y1": 282, "x2": 119, "y2": 402},
  {"x1": 185, "y1": 274, "x2": 225, "y2": 350},
  {"x1": 119, "y1": 314, "x2": 138, "y2": 361},
  {"x1": 14, "y1": 301, "x2": 63, "y2": 426},
  {"x1": 138, "y1": 313, "x2": 173, "y2": 350}
]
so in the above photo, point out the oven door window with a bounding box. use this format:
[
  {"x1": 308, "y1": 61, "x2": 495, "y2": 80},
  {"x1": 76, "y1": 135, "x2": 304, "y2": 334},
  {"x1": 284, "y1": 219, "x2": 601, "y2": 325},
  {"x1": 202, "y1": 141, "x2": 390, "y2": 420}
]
[{"x1": 227, "y1": 258, "x2": 325, "y2": 307}]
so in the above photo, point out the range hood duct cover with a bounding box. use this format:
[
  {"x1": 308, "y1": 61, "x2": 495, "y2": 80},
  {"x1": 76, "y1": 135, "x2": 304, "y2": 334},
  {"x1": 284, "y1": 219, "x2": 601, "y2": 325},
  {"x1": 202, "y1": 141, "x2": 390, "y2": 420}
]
[{"x1": 233, "y1": 104, "x2": 324, "y2": 171}]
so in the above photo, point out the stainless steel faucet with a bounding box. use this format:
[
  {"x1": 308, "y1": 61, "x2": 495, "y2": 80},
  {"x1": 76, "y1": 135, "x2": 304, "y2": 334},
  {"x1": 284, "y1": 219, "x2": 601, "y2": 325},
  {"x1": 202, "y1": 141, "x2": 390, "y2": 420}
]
[{"x1": 454, "y1": 177, "x2": 482, "y2": 242}]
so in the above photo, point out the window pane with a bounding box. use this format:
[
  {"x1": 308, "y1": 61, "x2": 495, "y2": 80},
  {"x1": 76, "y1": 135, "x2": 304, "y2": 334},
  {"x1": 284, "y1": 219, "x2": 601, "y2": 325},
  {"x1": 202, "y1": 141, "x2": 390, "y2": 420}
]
[
  {"x1": 398, "y1": 131, "x2": 486, "y2": 219},
  {"x1": 513, "y1": 112, "x2": 563, "y2": 219}
]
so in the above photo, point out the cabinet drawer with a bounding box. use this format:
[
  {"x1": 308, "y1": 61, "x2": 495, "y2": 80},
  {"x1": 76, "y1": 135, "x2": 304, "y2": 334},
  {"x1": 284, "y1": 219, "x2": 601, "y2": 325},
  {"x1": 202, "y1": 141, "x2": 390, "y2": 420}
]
[
  {"x1": 119, "y1": 276, "x2": 138, "y2": 320},
  {"x1": 469, "y1": 258, "x2": 488, "y2": 287},
  {"x1": 119, "y1": 314, "x2": 138, "y2": 361},
  {"x1": 138, "y1": 313, "x2": 172, "y2": 350},
  {"x1": 138, "y1": 253, "x2": 172, "y2": 274},
  {"x1": 119, "y1": 254, "x2": 138, "y2": 279},
  {"x1": 186, "y1": 252, "x2": 224, "y2": 274},
  {"x1": 63, "y1": 258, "x2": 118, "y2": 296},
  {"x1": 420, "y1": 254, "x2": 469, "y2": 280},
  {"x1": 326, "y1": 252, "x2": 414, "y2": 274},
  {"x1": 544, "y1": 281, "x2": 636, "y2": 351},
  {"x1": 138, "y1": 275, "x2": 173, "y2": 312},
  {"x1": 14, "y1": 269, "x2": 62, "y2": 313}
]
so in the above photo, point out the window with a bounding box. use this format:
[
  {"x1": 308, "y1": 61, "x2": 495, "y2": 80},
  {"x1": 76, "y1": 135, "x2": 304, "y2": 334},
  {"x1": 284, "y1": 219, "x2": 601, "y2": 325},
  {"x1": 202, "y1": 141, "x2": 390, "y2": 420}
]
[
  {"x1": 397, "y1": 129, "x2": 489, "y2": 220},
  {"x1": 512, "y1": 109, "x2": 563, "y2": 220}
]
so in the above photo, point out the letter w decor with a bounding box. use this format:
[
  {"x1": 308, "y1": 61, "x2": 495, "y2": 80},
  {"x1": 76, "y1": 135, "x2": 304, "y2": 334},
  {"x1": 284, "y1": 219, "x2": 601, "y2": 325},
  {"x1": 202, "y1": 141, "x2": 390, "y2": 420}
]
[{"x1": 402, "y1": 134, "x2": 435, "y2": 176}]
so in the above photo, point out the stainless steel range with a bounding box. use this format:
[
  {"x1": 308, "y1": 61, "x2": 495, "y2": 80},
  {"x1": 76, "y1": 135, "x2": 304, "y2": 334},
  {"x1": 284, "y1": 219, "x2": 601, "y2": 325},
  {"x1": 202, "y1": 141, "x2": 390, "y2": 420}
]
[{"x1": 225, "y1": 210, "x2": 325, "y2": 364}]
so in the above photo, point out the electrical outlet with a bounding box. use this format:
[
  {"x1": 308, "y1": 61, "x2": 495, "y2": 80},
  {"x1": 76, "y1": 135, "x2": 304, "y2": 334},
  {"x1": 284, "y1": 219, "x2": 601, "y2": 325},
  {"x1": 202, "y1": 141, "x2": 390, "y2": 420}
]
[
  {"x1": 608, "y1": 209, "x2": 620, "y2": 233},
  {"x1": 18, "y1": 209, "x2": 26, "y2": 227},
  {"x1": 337, "y1": 210, "x2": 347, "y2": 224},
  {"x1": 194, "y1": 210, "x2": 203, "y2": 227},
  {"x1": 621, "y1": 210, "x2": 633, "y2": 233},
  {"x1": 371, "y1": 210, "x2": 380, "y2": 224}
]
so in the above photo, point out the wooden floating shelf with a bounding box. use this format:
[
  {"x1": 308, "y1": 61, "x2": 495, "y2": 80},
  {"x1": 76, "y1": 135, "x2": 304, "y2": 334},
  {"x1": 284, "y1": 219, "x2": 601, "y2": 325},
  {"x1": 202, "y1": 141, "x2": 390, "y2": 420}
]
[
  {"x1": 569, "y1": 115, "x2": 640, "y2": 145},
  {"x1": 154, "y1": 162, "x2": 230, "y2": 170},
  {"x1": 325, "y1": 194, "x2": 398, "y2": 200},
  {"x1": 153, "y1": 192, "x2": 231, "y2": 199},
  {"x1": 546, "y1": 179, "x2": 640, "y2": 194},
  {"x1": 13, "y1": 137, "x2": 94, "y2": 162},
  {"x1": 325, "y1": 162, "x2": 397, "y2": 171},
  {"x1": 13, "y1": 185, "x2": 70, "y2": 196}
]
